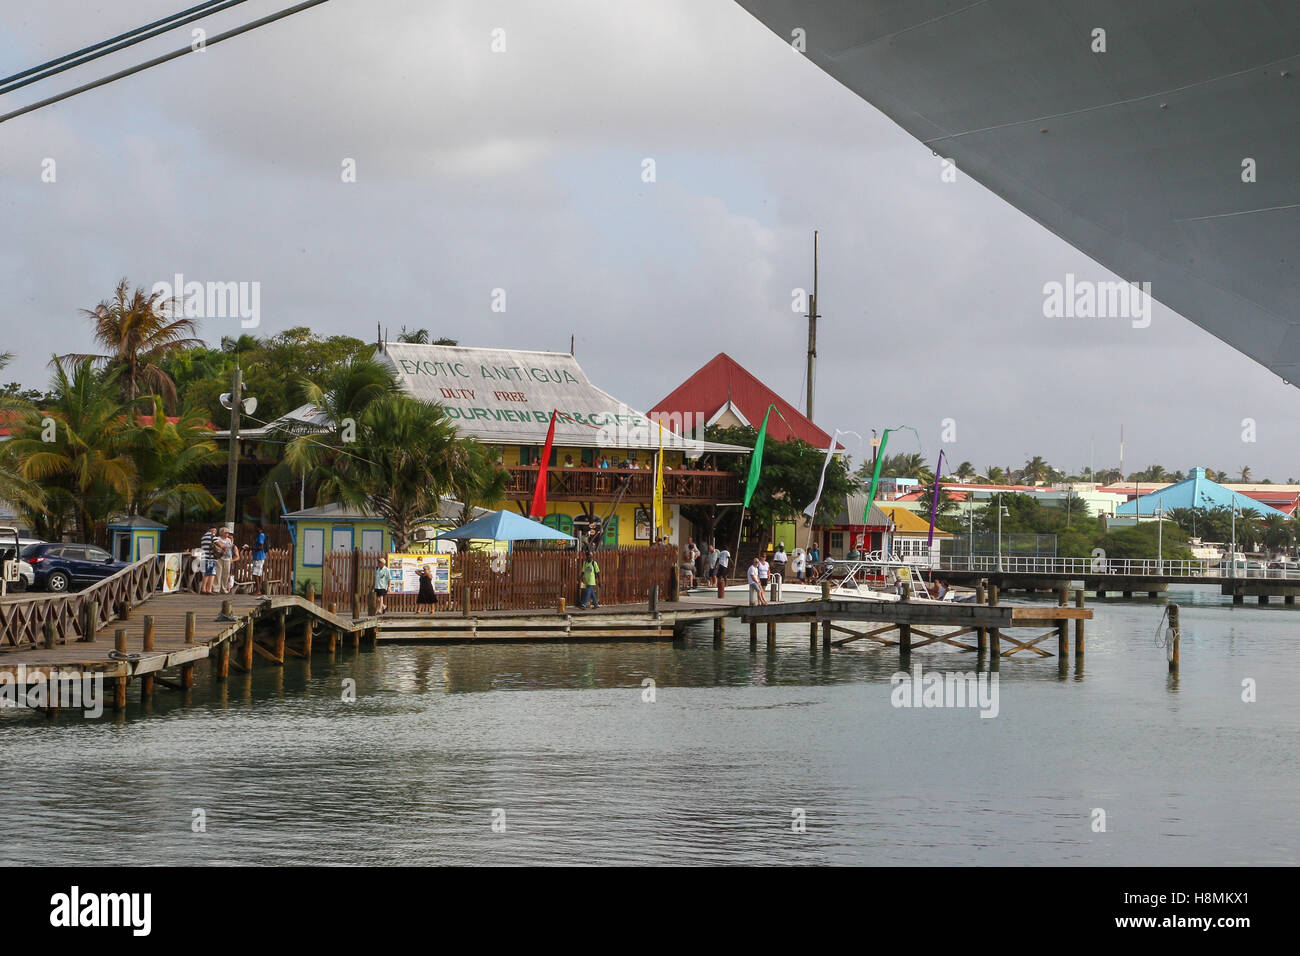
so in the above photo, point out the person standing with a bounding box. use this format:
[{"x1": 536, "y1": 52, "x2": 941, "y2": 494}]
[
  {"x1": 792, "y1": 547, "x2": 806, "y2": 582},
  {"x1": 249, "y1": 527, "x2": 268, "y2": 592},
  {"x1": 706, "y1": 544, "x2": 719, "y2": 586},
  {"x1": 214, "y1": 528, "x2": 235, "y2": 594},
  {"x1": 578, "y1": 552, "x2": 601, "y2": 609},
  {"x1": 373, "y1": 556, "x2": 390, "y2": 615},
  {"x1": 199, "y1": 526, "x2": 218, "y2": 594},
  {"x1": 416, "y1": 563, "x2": 436, "y2": 614},
  {"x1": 715, "y1": 546, "x2": 731, "y2": 598},
  {"x1": 758, "y1": 553, "x2": 771, "y2": 599},
  {"x1": 747, "y1": 557, "x2": 767, "y2": 606},
  {"x1": 771, "y1": 541, "x2": 787, "y2": 580},
  {"x1": 809, "y1": 543, "x2": 820, "y2": 565}
]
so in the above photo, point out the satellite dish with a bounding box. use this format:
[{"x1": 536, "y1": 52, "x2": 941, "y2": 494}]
[
  {"x1": 218, "y1": 392, "x2": 233, "y2": 409},
  {"x1": 242, "y1": 396, "x2": 257, "y2": 415}
]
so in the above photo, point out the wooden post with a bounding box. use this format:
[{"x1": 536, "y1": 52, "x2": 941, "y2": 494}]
[
  {"x1": 42, "y1": 620, "x2": 56, "y2": 649},
  {"x1": 976, "y1": 579, "x2": 987, "y2": 651},
  {"x1": 1168, "y1": 603, "x2": 1180, "y2": 673},
  {"x1": 275, "y1": 610, "x2": 287, "y2": 663},
  {"x1": 301, "y1": 615, "x2": 313, "y2": 655},
  {"x1": 216, "y1": 642, "x2": 230, "y2": 680},
  {"x1": 113, "y1": 628, "x2": 128, "y2": 711},
  {"x1": 462, "y1": 580, "x2": 471, "y2": 618},
  {"x1": 305, "y1": 579, "x2": 315, "y2": 605},
  {"x1": 242, "y1": 618, "x2": 254, "y2": 671},
  {"x1": 220, "y1": 598, "x2": 232, "y2": 620},
  {"x1": 1074, "y1": 589, "x2": 1086, "y2": 656},
  {"x1": 899, "y1": 620, "x2": 911, "y2": 652},
  {"x1": 749, "y1": 619, "x2": 757, "y2": 648},
  {"x1": 988, "y1": 582, "x2": 1000, "y2": 655},
  {"x1": 181, "y1": 662, "x2": 195, "y2": 688},
  {"x1": 649, "y1": 584, "x2": 659, "y2": 615},
  {"x1": 352, "y1": 590, "x2": 360, "y2": 620},
  {"x1": 120, "y1": 600, "x2": 132, "y2": 621},
  {"x1": 713, "y1": 616, "x2": 724, "y2": 646},
  {"x1": 368, "y1": 591, "x2": 377, "y2": 617},
  {"x1": 141, "y1": 616, "x2": 156, "y2": 698},
  {"x1": 557, "y1": 598, "x2": 566, "y2": 615},
  {"x1": 822, "y1": 618, "x2": 831, "y2": 649},
  {"x1": 809, "y1": 620, "x2": 818, "y2": 650},
  {"x1": 1055, "y1": 587, "x2": 1068, "y2": 659},
  {"x1": 184, "y1": 610, "x2": 196, "y2": 644},
  {"x1": 766, "y1": 620, "x2": 776, "y2": 651},
  {"x1": 81, "y1": 598, "x2": 98, "y2": 642},
  {"x1": 901, "y1": 581, "x2": 911, "y2": 603}
]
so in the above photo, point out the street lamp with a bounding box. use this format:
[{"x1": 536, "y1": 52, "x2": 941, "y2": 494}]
[
  {"x1": 1154, "y1": 498, "x2": 1164, "y2": 574},
  {"x1": 1231, "y1": 505, "x2": 1243, "y2": 578}
]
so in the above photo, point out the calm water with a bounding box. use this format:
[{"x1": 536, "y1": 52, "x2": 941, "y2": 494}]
[{"x1": 2, "y1": 585, "x2": 1296, "y2": 865}]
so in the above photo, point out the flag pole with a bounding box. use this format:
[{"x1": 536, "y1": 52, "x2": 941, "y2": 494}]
[{"x1": 732, "y1": 506, "x2": 746, "y2": 582}]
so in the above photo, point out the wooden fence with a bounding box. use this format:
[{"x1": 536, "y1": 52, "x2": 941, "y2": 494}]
[
  {"x1": 321, "y1": 546, "x2": 679, "y2": 615},
  {"x1": 0, "y1": 554, "x2": 165, "y2": 649}
]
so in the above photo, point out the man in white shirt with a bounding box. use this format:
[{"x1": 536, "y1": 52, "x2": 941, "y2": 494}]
[
  {"x1": 771, "y1": 542, "x2": 787, "y2": 579},
  {"x1": 716, "y1": 547, "x2": 731, "y2": 598},
  {"x1": 746, "y1": 558, "x2": 767, "y2": 606}
]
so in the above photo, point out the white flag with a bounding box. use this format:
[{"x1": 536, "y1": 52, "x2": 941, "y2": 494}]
[{"x1": 804, "y1": 430, "x2": 849, "y2": 521}]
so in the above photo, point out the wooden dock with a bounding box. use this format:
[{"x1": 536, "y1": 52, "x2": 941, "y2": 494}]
[{"x1": 372, "y1": 601, "x2": 731, "y2": 642}]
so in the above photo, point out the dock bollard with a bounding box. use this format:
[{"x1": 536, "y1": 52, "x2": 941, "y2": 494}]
[
  {"x1": 1168, "y1": 603, "x2": 1180, "y2": 673},
  {"x1": 185, "y1": 611, "x2": 196, "y2": 644},
  {"x1": 114, "y1": 628, "x2": 127, "y2": 654},
  {"x1": 142, "y1": 615, "x2": 155, "y2": 652}
]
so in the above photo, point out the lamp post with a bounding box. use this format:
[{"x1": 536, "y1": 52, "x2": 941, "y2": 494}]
[
  {"x1": 995, "y1": 493, "x2": 1010, "y2": 572},
  {"x1": 220, "y1": 366, "x2": 257, "y2": 530},
  {"x1": 1154, "y1": 499, "x2": 1164, "y2": 574},
  {"x1": 1231, "y1": 505, "x2": 1242, "y2": 577}
]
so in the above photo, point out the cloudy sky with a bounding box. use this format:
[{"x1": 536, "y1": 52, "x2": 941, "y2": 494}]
[{"x1": 3, "y1": 0, "x2": 1297, "y2": 480}]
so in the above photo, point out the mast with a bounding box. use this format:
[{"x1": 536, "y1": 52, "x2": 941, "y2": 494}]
[{"x1": 806, "y1": 230, "x2": 819, "y2": 420}]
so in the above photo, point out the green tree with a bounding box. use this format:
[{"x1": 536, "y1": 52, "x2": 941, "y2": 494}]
[
  {"x1": 317, "y1": 394, "x2": 479, "y2": 550},
  {"x1": 123, "y1": 396, "x2": 222, "y2": 519},
  {"x1": 446, "y1": 442, "x2": 509, "y2": 551},
  {"x1": 6, "y1": 359, "x2": 136, "y2": 539},
  {"x1": 64, "y1": 278, "x2": 202, "y2": 411}
]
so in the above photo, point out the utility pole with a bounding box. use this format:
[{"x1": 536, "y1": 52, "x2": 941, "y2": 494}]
[
  {"x1": 224, "y1": 365, "x2": 242, "y2": 529},
  {"x1": 806, "y1": 230, "x2": 818, "y2": 421}
]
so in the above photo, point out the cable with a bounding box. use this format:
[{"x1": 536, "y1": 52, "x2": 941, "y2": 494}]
[
  {"x1": 0, "y1": 1, "x2": 228, "y2": 87},
  {"x1": 0, "y1": 0, "x2": 250, "y2": 98},
  {"x1": 0, "y1": 0, "x2": 332, "y2": 126}
]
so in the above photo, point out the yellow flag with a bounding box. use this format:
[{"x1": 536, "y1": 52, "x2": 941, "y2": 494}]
[{"x1": 654, "y1": 419, "x2": 667, "y2": 539}]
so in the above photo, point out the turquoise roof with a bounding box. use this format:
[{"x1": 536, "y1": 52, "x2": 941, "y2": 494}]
[{"x1": 1116, "y1": 467, "x2": 1291, "y2": 519}]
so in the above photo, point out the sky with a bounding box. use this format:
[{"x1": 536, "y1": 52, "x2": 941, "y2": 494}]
[{"x1": 2, "y1": 0, "x2": 1298, "y2": 481}]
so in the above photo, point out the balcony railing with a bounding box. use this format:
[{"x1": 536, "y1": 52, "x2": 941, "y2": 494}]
[{"x1": 503, "y1": 465, "x2": 739, "y2": 504}]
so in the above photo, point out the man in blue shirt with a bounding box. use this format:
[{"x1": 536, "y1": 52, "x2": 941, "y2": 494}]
[{"x1": 250, "y1": 529, "x2": 268, "y2": 592}]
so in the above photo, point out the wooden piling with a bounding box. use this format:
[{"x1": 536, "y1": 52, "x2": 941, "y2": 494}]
[
  {"x1": 216, "y1": 642, "x2": 230, "y2": 680},
  {"x1": 809, "y1": 620, "x2": 818, "y2": 650},
  {"x1": 301, "y1": 615, "x2": 313, "y2": 655},
  {"x1": 242, "y1": 618, "x2": 254, "y2": 671},
  {"x1": 1168, "y1": 603, "x2": 1180, "y2": 673},
  {"x1": 1074, "y1": 589, "x2": 1086, "y2": 656},
  {"x1": 275, "y1": 610, "x2": 287, "y2": 663},
  {"x1": 822, "y1": 619, "x2": 831, "y2": 649},
  {"x1": 182, "y1": 662, "x2": 195, "y2": 688},
  {"x1": 351, "y1": 590, "x2": 360, "y2": 620},
  {"x1": 1056, "y1": 587, "x2": 1068, "y2": 658},
  {"x1": 766, "y1": 620, "x2": 776, "y2": 651},
  {"x1": 988, "y1": 582, "x2": 1000, "y2": 654},
  {"x1": 81, "y1": 598, "x2": 97, "y2": 642},
  {"x1": 114, "y1": 676, "x2": 127, "y2": 711},
  {"x1": 42, "y1": 620, "x2": 56, "y2": 649},
  {"x1": 120, "y1": 600, "x2": 132, "y2": 621},
  {"x1": 140, "y1": 616, "x2": 156, "y2": 698},
  {"x1": 749, "y1": 619, "x2": 757, "y2": 648},
  {"x1": 713, "y1": 616, "x2": 724, "y2": 646},
  {"x1": 976, "y1": 579, "x2": 988, "y2": 650},
  {"x1": 305, "y1": 580, "x2": 315, "y2": 605},
  {"x1": 184, "y1": 610, "x2": 196, "y2": 644}
]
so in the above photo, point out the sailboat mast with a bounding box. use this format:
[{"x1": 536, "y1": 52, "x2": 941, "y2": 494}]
[{"x1": 807, "y1": 230, "x2": 818, "y2": 420}]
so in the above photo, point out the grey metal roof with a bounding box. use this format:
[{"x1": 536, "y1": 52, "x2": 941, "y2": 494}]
[
  {"x1": 736, "y1": 0, "x2": 1300, "y2": 385},
  {"x1": 825, "y1": 493, "x2": 895, "y2": 528},
  {"x1": 374, "y1": 343, "x2": 750, "y2": 454},
  {"x1": 284, "y1": 497, "x2": 491, "y2": 523}
]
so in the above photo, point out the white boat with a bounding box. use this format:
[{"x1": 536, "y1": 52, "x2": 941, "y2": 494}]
[{"x1": 695, "y1": 552, "x2": 976, "y2": 606}]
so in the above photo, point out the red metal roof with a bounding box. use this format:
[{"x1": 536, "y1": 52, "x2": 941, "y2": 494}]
[{"x1": 650, "y1": 353, "x2": 838, "y2": 448}]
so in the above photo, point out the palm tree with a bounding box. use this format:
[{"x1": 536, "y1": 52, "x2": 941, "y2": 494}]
[
  {"x1": 7, "y1": 359, "x2": 136, "y2": 539},
  {"x1": 63, "y1": 278, "x2": 203, "y2": 411},
  {"x1": 1023, "y1": 455, "x2": 1051, "y2": 484},
  {"x1": 955, "y1": 460, "x2": 975, "y2": 481},
  {"x1": 319, "y1": 394, "x2": 479, "y2": 550},
  {"x1": 0, "y1": 353, "x2": 44, "y2": 516},
  {"x1": 124, "y1": 396, "x2": 222, "y2": 518},
  {"x1": 1238, "y1": 465, "x2": 1252, "y2": 482},
  {"x1": 1260, "y1": 513, "x2": 1293, "y2": 554},
  {"x1": 446, "y1": 442, "x2": 509, "y2": 551},
  {"x1": 396, "y1": 327, "x2": 458, "y2": 346},
  {"x1": 986, "y1": 465, "x2": 1005, "y2": 484}
]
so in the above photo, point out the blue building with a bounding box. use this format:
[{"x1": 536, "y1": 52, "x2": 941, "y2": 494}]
[{"x1": 1116, "y1": 467, "x2": 1291, "y2": 519}]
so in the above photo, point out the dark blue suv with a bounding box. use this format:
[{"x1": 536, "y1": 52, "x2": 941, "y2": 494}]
[{"x1": 21, "y1": 542, "x2": 131, "y2": 592}]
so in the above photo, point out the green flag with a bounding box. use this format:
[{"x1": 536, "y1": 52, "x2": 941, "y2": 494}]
[
  {"x1": 743, "y1": 405, "x2": 775, "y2": 508},
  {"x1": 862, "y1": 429, "x2": 891, "y2": 521}
]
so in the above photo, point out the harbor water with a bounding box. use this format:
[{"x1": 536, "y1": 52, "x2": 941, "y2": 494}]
[{"x1": 2, "y1": 586, "x2": 1296, "y2": 866}]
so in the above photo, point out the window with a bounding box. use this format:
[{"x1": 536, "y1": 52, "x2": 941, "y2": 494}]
[
  {"x1": 331, "y1": 527, "x2": 353, "y2": 552},
  {"x1": 137, "y1": 538, "x2": 156, "y2": 558},
  {"x1": 86, "y1": 547, "x2": 110, "y2": 562},
  {"x1": 302, "y1": 528, "x2": 324, "y2": 566},
  {"x1": 64, "y1": 546, "x2": 89, "y2": 560},
  {"x1": 360, "y1": 529, "x2": 383, "y2": 553},
  {"x1": 829, "y1": 532, "x2": 844, "y2": 552}
]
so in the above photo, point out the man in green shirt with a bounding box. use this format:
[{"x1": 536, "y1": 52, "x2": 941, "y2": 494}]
[{"x1": 578, "y1": 553, "x2": 601, "y2": 609}]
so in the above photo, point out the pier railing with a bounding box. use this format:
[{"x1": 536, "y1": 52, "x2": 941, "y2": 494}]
[
  {"x1": 322, "y1": 545, "x2": 680, "y2": 614},
  {"x1": 0, "y1": 553, "x2": 165, "y2": 649},
  {"x1": 934, "y1": 555, "x2": 1300, "y2": 579}
]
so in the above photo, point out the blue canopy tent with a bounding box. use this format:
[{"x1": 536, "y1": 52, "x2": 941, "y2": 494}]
[{"x1": 434, "y1": 509, "x2": 577, "y2": 545}]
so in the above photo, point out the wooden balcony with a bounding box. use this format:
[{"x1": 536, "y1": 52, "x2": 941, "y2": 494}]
[{"x1": 503, "y1": 466, "x2": 739, "y2": 505}]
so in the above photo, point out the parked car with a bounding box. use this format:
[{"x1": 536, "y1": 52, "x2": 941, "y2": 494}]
[
  {"x1": 21, "y1": 542, "x2": 130, "y2": 592},
  {"x1": 1, "y1": 536, "x2": 38, "y2": 593}
]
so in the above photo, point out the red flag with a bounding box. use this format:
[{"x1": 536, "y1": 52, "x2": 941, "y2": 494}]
[{"x1": 529, "y1": 409, "x2": 559, "y2": 518}]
